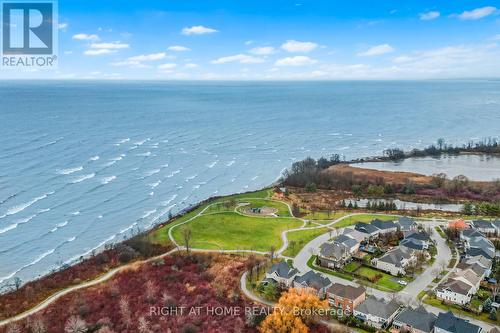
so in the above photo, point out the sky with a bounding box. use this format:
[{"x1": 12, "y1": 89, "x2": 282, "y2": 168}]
[{"x1": 3, "y1": 0, "x2": 500, "y2": 80}]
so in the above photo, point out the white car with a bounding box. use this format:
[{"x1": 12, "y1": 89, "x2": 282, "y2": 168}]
[{"x1": 398, "y1": 280, "x2": 408, "y2": 286}]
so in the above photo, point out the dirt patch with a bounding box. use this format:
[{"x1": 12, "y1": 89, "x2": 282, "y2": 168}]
[{"x1": 242, "y1": 207, "x2": 278, "y2": 216}]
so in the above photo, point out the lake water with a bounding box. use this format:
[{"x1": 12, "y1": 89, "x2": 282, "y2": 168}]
[
  {"x1": 353, "y1": 154, "x2": 500, "y2": 181},
  {"x1": 1, "y1": 80, "x2": 500, "y2": 287}
]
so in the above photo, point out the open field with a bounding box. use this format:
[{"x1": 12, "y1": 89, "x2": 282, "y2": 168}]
[
  {"x1": 237, "y1": 198, "x2": 292, "y2": 217},
  {"x1": 333, "y1": 214, "x2": 398, "y2": 228},
  {"x1": 172, "y1": 212, "x2": 303, "y2": 251},
  {"x1": 282, "y1": 227, "x2": 330, "y2": 257}
]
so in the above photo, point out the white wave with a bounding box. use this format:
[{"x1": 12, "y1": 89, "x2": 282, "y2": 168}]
[
  {"x1": 0, "y1": 192, "x2": 54, "y2": 219},
  {"x1": 176, "y1": 185, "x2": 183, "y2": 189},
  {"x1": 193, "y1": 184, "x2": 200, "y2": 189},
  {"x1": 89, "y1": 155, "x2": 100, "y2": 161},
  {"x1": 207, "y1": 161, "x2": 218, "y2": 168},
  {"x1": 160, "y1": 194, "x2": 178, "y2": 207},
  {"x1": 120, "y1": 223, "x2": 137, "y2": 234},
  {"x1": 149, "y1": 191, "x2": 154, "y2": 196},
  {"x1": 0, "y1": 224, "x2": 18, "y2": 234},
  {"x1": 71, "y1": 211, "x2": 80, "y2": 216},
  {"x1": 141, "y1": 209, "x2": 157, "y2": 219},
  {"x1": 67, "y1": 236, "x2": 76, "y2": 242},
  {"x1": 231, "y1": 178, "x2": 236, "y2": 183},
  {"x1": 71, "y1": 173, "x2": 95, "y2": 184},
  {"x1": 57, "y1": 166, "x2": 83, "y2": 175},
  {"x1": 136, "y1": 151, "x2": 151, "y2": 157},
  {"x1": 181, "y1": 196, "x2": 189, "y2": 202},
  {"x1": 97, "y1": 215, "x2": 103, "y2": 219},
  {"x1": 118, "y1": 138, "x2": 130, "y2": 144},
  {"x1": 167, "y1": 169, "x2": 181, "y2": 178},
  {"x1": 144, "y1": 169, "x2": 160, "y2": 177},
  {"x1": 251, "y1": 176, "x2": 259, "y2": 181},
  {"x1": 57, "y1": 221, "x2": 69, "y2": 228},
  {"x1": 103, "y1": 160, "x2": 117, "y2": 167},
  {"x1": 101, "y1": 176, "x2": 117, "y2": 184},
  {"x1": 110, "y1": 156, "x2": 123, "y2": 161},
  {"x1": 38, "y1": 208, "x2": 50, "y2": 214},
  {"x1": 134, "y1": 138, "x2": 149, "y2": 146},
  {"x1": 149, "y1": 180, "x2": 161, "y2": 189},
  {"x1": 213, "y1": 190, "x2": 219, "y2": 195},
  {"x1": 226, "y1": 160, "x2": 235, "y2": 167},
  {"x1": 185, "y1": 174, "x2": 197, "y2": 182},
  {"x1": 0, "y1": 249, "x2": 55, "y2": 284}
]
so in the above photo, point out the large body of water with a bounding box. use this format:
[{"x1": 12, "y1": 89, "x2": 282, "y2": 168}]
[
  {"x1": 1, "y1": 80, "x2": 500, "y2": 287},
  {"x1": 354, "y1": 154, "x2": 500, "y2": 181}
]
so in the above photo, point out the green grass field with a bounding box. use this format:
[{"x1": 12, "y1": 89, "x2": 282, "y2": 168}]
[
  {"x1": 281, "y1": 227, "x2": 330, "y2": 257},
  {"x1": 172, "y1": 212, "x2": 303, "y2": 252},
  {"x1": 302, "y1": 210, "x2": 348, "y2": 220},
  {"x1": 354, "y1": 266, "x2": 405, "y2": 292},
  {"x1": 333, "y1": 214, "x2": 398, "y2": 228}
]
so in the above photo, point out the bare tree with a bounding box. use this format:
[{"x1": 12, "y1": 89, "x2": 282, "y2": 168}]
[
  {"x1": 6, "y1": 324, "x2": 21, "y2": 333},
  {"x1": 28, "y1": 316, "x2": 46, "y2": 333},
  {"x1": 64, "y1": 316, "x2": 88, "y2": 333},
  {"x1": 182, "y1": 228, "x2": 192, "y2": 253},
  {"x1": 138, "y1": 316, "x2": 152, "y2": 333},
  {"x1": 144, "y1": 280, "x2": 158, "y2": 303},
  {"x1": 119, "y1": 297, "x2": 132, "y2": 329}
]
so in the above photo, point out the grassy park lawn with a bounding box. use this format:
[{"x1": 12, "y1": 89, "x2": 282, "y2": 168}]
[
  {"x1": 302, "y1": 210, "x2": 348, "y2": 220},
  {"x1": 281, "y1": 227, "x2": 330, "y2": 257},
  {"x1": 333, "y1": 214, "x2": 398, "y2": 229},
  {"x1": 172, "y1": 212, "x2": 303, "y2": 252}
]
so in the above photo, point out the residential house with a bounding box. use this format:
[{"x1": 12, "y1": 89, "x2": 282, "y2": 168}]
[
  {"x1": 318, "y1": 242, "x2": 351, "y2": 269},
  {"x1": 397, "y1": 217, "x2": 418, "y2": 232},
  {"x1": 292, "y1": 270, "x2": 332, "y2": 297},
  {"x1": 342, "y1": 227, "x2": 369, "y2": 243},
  {"x1": 373, "y1": 247, "x2": 416, "y2": 276},
  {"x1": 333, "y1": 234, "x2": 360, "y2": 253},
  {"x1": 353, "y1": 296, "x2": 400, "y2": 329},
  {"x1": 371, "y1": 219, "x2": 398, "y2": 234},
  {"x1": 464, "y1": 255, "x2": 492, "y2": 277},
  {"x1": 471, "y1": 219, "x2": 496, "y2": 235},
  {"x1": 447, "y1": 269, "x2": 481, "y2": 294},
  {"x1": 264, "y1": 261, "x2": 298, "y2": 287},
  {"x1": 436, "y1": 279, "x2": 474, "y2": 305},
  {"x1": 400, "y1": 238, "x2": 427, "y2": 251},
  {"x1": 392, "y1": 306, "x2": 436, "y2": 333},
  {"x1": 327, "y1": 283, "x2": 366, "y2": 313},
  {"x1": 404, "y1": 231, "x2": 430, "y2": 249},
  {"x1": 355, "y1": 222, "x2": 380, "y2": 238},
  {"x1": 461, "y1": 229, "x2": 496, "y2": 260},
  {"x1": 493, "y1": 220, "x2": 500, "y2": 236},
  {"x1": 434, "y1": 311, "x2": 482, "y2": 333}
]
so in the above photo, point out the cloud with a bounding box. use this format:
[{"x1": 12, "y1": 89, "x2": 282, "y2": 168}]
[
  {"x1": 73, "y1": 33, "x2": 99, "y2": 41},
  {"x1": 420, "y1": 11, "x2": 440, "y2": 21},
  {"x1": 245, "y1": 40, "x2": 254, "y2": 45},
  {"x1": 357, "y1": 44, "x2": 394, "y2": 56},
  {"x1": 249, "y1": 46, "x2": 275, "y2": 55},
  {"x1": 185, "y1": 63, "x2": 199, "y2": 68},
  {"x1": 84, "y1": 49, "x2": 116, "y2": 56},
  {"x1": 275, "y1": 56, "x2": 318, "y2": 66},
  {"x1": 211, "y1": 54, "x2": 265, "y2": 64},
  {"x1": 281, "y1": 40, "x2": 318, "y2": 53},
  {"x1": 158, "y1": 63, "x2": 177, "y2": 70},
  {"x1": 168, "y1": 45, "x2": 191, "y2": 52},
  {"x1": 458, "y1": 6, "x2": 497, "y2": 20},
  {"x1": 58, "y1": 23, "x2": 68, "y2": 30},
  {"x1": 128, "y1": 53, "x2": 166, "y2": 62},
  {"x1": 89, "y1": 42, "x2": 129, "y2": 50},
  {"x1": 182, "y1": 25, "x2": 218, "y2": 35}
]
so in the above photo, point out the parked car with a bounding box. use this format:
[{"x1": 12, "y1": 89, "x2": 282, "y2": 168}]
[{"x1": 398, "y1": 280, "x2": 408, "y2": 286}]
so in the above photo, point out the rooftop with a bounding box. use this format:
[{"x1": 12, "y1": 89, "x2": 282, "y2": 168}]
[
  {"x1": 354, "y1": 296, "x2": 400, "y2": 319},
  {"x1": 377, "y1": 247, "x2": 414, "y2": 267},
  {"x1": 434, "y1": 311, "x2": 481, "y2": 333},
  {"x1": 394, "y1": 306, "x2": 436, "y2": 333},
  {"x1": 371, "y1": 219, "x2": 398, "y2": 230},
  {"x1": 293, "y1": 270, "x2": 331, "y2": 290},
  {"x1": 267, "y1": 261, "x2": 298, "y2": 279},
  {"x1": 328, "y1": 282, "x2": 366, "y2": 300}
]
